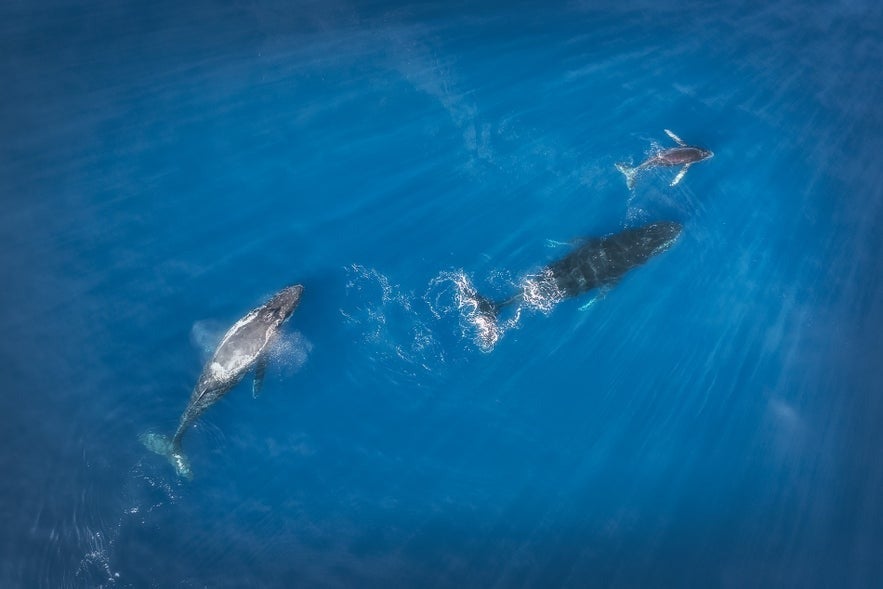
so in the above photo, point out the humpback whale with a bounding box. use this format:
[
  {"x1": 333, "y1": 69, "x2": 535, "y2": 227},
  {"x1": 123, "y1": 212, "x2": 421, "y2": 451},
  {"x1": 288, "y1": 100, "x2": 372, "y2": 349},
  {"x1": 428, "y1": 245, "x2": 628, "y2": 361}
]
[
  {"x1": 141, "y1": 284, "x2": 304, "y2": 478},
  {"x1": 615, "y1": 130, "x2": 713, "y2": 189},
  {"x1": 470, "y1": 222, "x2": 682, "y2": 348}
]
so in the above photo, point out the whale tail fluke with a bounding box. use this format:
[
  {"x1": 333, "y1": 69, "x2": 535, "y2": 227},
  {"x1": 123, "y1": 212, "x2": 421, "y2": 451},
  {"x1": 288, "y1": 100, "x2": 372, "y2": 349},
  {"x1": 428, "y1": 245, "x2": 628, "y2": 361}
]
[
  {"x1": 139, "y1": 432, "x2": 193, "y2": 480},
  {"x1": 470, "y1": 293, "x2": 503, "y2": 351},
  {"x1": 449, "y1": 271, "x2": 521, "y2": 351},
  {"x1": 474, "y1": 293, "x2": 501, "y2": 322},
  {"x1": 453, "y1": 274, "x2": 503, "y2": 351},
  {"x1": 615, "y1": 162, "x2": 638, "y2": 190}
]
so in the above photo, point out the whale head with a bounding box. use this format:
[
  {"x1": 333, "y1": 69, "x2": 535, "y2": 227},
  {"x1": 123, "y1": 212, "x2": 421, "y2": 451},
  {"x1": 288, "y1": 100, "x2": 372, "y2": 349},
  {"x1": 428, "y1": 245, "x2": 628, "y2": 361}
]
[
  {"x1": 642, "y1": 221, "x2": 684, "y2": 254},
  {"x1": 263, "y1": 284, "x2": 304, "y2": 326}
]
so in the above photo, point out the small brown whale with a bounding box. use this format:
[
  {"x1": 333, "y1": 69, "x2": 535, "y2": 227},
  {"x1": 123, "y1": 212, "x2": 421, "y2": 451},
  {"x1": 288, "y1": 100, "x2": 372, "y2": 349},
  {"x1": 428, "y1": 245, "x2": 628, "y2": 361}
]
[{"x1": 615, "y1": 130, "x2": 713, "y2": 189}]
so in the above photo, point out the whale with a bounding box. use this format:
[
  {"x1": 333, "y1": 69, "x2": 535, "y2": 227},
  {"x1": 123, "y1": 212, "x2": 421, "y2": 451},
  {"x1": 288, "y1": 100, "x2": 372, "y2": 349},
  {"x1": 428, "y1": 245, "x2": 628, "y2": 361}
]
[
  {"x1": 140, "y1": 284, "x2": 304, "y2": 478},
  {"x1": 615, "y1": 130, "x2": 713, "y2": 189},
  {"x1": 470, "y1": 222, "x2": 682, "y2": 348}
]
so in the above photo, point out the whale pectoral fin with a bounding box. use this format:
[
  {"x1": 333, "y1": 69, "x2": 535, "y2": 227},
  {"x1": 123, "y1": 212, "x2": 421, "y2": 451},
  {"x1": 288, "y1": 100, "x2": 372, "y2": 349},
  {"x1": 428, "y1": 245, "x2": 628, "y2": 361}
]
[
  {"x1": 570, "y1": 237, "x2": 589, "y2": 248},
  {"x1": 671, "y1": 163, "x2": 691, "y2": 186},
  {"x1": 545, "y1": 238, "x2": 580, "y2": 249},
  {"x1": 578, "y1": 295, "x2": 600, "y2": 312},
  {"x1": 664, "y1": 129, "x2": 686, "y2": 146},
  {"x1": 252, "y1": 353, "x2": 268, "y2": 399},
  {"x1": 579, "y1": 285, "x2": 614, "y2": 311}
]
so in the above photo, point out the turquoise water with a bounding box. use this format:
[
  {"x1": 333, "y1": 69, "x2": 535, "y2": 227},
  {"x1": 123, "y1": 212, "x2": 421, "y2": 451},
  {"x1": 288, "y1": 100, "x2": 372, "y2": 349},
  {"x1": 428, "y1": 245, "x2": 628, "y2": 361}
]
[{"x1": 2, "y1": 1, "x2": 882, "y2": 587}]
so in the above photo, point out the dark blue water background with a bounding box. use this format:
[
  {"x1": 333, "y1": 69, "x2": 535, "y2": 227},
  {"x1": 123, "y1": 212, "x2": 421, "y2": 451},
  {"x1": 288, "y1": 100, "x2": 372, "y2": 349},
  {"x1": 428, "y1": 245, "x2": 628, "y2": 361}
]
[{"x1": 2, "y1": 0, "x2": 882, "y2": 587}]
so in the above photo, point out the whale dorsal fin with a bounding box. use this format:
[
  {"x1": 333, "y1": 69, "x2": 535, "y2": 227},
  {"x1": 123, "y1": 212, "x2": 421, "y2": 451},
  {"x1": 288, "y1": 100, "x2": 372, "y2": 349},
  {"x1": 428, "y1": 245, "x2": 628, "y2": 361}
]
[
  {"x1": 664, "y1": 129, "x2": 687, "y2": 146},
  {"x1": 252, "y1": 353, "x2": 268, "y2": 398}
]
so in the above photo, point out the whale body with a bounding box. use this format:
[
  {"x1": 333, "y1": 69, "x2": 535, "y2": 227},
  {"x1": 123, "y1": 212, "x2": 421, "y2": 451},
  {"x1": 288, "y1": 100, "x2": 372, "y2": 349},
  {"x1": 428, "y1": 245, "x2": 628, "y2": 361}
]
[
  {"x1": 471, "y1": 222, "x2": 682, "y2": 348},
  {"x1": 141, "y1": 284, "x2": 304, "y2": 478},
  {"x1": 615, "y1": 130, "x2": 713, "y2": 189}
]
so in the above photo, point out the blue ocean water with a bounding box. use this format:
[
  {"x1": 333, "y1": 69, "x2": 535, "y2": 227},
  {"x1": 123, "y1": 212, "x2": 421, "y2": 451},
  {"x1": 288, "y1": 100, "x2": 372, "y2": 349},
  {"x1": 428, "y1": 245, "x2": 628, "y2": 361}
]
[{"x1": 2, "y1": 0, "x2": 882, "y2": 587}]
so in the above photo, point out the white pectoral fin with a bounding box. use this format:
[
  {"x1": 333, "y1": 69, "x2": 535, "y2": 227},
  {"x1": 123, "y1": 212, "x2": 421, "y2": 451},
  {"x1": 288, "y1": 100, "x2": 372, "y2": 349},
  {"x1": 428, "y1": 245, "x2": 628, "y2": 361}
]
[
  {"x1": 579, "y1": 285, "x2": 614, "y2": 311},
  {"x1": 664, "y1": 129, "x2": 686, "y2": 146},
  {"x1": 252, "y1": 353, "x2": 268, "y2": 398},
  {"x1": 671, "y1": 163, "x2": 691, "y2": 186},
  {"x1": 578, "y1": 296, "x2": 600, "y2": 312}
]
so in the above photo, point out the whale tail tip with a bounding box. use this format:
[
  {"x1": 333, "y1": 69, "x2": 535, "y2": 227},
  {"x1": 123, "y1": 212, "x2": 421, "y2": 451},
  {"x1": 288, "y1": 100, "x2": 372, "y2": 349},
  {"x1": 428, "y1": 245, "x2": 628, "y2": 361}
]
[
  {"x1": 469, "y1": 293, "x2": 505, "y2": 352},
  {"x1": 139, "y1": 432, "x2": 193, "y2": 480},
  {"x1": 615, "y1": 162, "x2": 638, "y2": 190},
  {"x1": 450, "y1": 271, "x2": 510, "y2": 352},
  {"x1": 474, "y1": 293, "x2": 500, "y2": 322}
]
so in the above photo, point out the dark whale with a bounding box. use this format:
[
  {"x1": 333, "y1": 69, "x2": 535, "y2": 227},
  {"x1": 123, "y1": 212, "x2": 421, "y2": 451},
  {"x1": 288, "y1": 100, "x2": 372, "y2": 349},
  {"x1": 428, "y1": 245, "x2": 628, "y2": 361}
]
[
  {"x1": 471, "y1": 222, "x2": 682, "y2": 348},
  {"x1": 616, "y1": 130, "x2": 713, "y2": 189},
  {"x1": 141, "y1": 284, "x2": 304, "y2": 478}
]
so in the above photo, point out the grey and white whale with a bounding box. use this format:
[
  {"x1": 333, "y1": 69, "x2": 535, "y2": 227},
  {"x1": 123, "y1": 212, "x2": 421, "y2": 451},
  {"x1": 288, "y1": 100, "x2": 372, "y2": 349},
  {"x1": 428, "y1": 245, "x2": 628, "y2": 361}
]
[
  {"x1": 140, "y1": 284, "x2": 304, "y2": 478},
  {"x1": 470, "y1": 222, "x2": 682, "y2": 348},
  {"x1": 615, "y1": 130, "x2": 713, "y2": 189}
]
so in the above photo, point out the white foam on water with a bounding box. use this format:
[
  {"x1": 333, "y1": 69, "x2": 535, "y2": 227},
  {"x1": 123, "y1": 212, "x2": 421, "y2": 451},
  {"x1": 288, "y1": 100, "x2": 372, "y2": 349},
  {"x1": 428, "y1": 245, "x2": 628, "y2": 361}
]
[
  {"x1": 426, "y1": 270, "x2": 529, "y2": 353},
  {"x1": 75, "y1": 527, "x2": 117, "y2": 586},
  {"x1": 343, "y1": 264, "x2": 445, "y2": 373},
  {"x1": 518, "y1": 268, "x2": 565, "y2": 314},
  {"x1": 75, "y1": 460, "x2": 181, "y2": 587}
]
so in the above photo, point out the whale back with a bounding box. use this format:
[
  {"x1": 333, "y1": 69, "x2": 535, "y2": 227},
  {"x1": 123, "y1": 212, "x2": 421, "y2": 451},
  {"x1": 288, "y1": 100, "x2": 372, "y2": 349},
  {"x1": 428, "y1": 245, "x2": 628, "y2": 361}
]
[
  {"x1": 547, "y1": 222, "x2": 682, "y2": 297},
  {"x1": 188, "y1": 284, "x2": 304, "y2": 407},
  {"x1": 656, "y1": 146, "x2": 712, "y2": 166},
  {"x1": 201, "y1": 286, "x2": 303, "y2": 385},
  {"x1": 206, "y1": 309, "x2": 272, "y2": 383}
]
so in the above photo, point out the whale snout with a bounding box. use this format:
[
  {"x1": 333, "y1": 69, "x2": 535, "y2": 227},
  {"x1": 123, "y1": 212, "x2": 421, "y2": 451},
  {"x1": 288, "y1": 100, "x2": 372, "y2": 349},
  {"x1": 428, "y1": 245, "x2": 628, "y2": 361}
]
[
  {"x1": 266, "y1": 284, "x2": 304, "y2": 322},
  {"x1": 649, "y1": 220, "x2": 683, "y2": 237},
  {"x1": 644, "y1": 221, "x2": 683, "y2": 252}
]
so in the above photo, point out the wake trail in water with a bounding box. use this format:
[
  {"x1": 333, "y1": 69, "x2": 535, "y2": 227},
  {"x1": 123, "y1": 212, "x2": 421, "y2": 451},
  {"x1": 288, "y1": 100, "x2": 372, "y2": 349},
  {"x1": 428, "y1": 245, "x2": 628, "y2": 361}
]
[
  {"x1": 74, "y1": 460, "x2": 181, "y2": 588},
  {"x1": 426, "y1": 270, "x2": 511, "y2": 352},
  {"x1": 341, "y1": 264, "x2": 446, "y2": 383},
  {"x1": 426, "y1": 267, "x2": 568, "y2": 353}
]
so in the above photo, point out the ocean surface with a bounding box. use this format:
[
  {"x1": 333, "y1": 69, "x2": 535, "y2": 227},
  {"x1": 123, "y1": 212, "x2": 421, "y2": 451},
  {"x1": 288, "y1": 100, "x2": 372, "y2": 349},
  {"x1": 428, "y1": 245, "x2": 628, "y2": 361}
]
[{"x1": 2, "y1": 0, "x2": 882, "y2": 587}]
